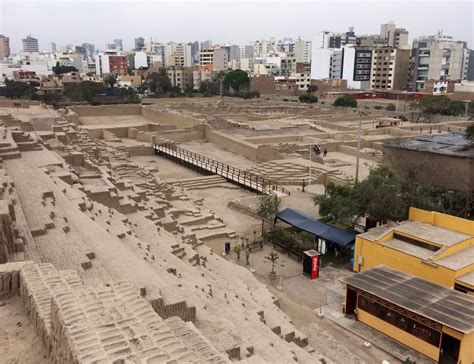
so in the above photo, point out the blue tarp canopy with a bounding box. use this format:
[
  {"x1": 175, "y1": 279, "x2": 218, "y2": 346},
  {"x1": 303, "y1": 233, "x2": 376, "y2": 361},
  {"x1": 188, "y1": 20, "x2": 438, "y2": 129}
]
[{"x1": 275, "y1": 208, "x2": 356, "y2": 247}]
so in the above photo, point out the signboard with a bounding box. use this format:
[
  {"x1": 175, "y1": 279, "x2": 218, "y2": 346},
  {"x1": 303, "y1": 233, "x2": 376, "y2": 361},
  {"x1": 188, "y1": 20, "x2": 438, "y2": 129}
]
[{"x1": 303, "y1": 250, "x2": 320, "y2": 280}]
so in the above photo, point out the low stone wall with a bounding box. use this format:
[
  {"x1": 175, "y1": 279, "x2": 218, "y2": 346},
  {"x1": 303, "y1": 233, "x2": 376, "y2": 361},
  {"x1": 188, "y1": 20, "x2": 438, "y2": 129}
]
[
  {"x1": 205, "y1": 129, "x2": 258, "y2": 160},
  {"x1": 0, "y1": 99, "x2": 30, "y2": 108},
  {"x1": 158, "y1": 125, "x2": 206, "y2": 142},
  {"x1": 142, "y1": 107, "x2": 200, "y2": 128},
  {"x1": 69, "y1": 104, "x2": 142, "y2": 117}
]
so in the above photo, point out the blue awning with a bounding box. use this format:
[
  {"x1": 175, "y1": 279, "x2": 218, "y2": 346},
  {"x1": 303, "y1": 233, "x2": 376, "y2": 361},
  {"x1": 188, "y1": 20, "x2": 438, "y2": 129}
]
[{"x1": 275, "y1": 208, "x2": 356, "y2": 247}]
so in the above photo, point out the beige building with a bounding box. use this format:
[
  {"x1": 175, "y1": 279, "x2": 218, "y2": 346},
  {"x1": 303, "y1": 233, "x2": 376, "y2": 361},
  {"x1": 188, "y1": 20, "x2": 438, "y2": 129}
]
[
  {"x1": 199, "y1": 48, "x2": 228, "y2": 71},
  {"x1": 370, "y1": 48, "x2": 410, "y2": 90},
  {"x1": 0, "y1": 35, "x2": 10, "y2": 59},
  {"x1": 411, "y1": 33, "x2": 467, "y2": 91},
  {"x1": 167, "y1": 66, "x2": 194, "y2": 92}
]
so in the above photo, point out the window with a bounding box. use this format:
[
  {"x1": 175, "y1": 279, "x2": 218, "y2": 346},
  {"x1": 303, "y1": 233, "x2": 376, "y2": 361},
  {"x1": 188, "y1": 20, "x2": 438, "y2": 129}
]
[{"x1": 358, "y1": 295, "x2": 441, "y2": 347}]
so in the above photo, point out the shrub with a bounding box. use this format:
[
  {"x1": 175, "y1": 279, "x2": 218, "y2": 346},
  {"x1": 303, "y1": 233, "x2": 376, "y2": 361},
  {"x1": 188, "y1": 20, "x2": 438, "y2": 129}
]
[
  {"x1": 386, "y1": 103, "x2": 396, "y2": 111},
  {"x1": 374, "y1": 105, "x2": 383, "y2": 110},
  {"x1": 298, "y1": 94, "x2": 318, "y2": 104},
  {"x1": 333, "y1": 95, "x2": 357, "y2": 107}
]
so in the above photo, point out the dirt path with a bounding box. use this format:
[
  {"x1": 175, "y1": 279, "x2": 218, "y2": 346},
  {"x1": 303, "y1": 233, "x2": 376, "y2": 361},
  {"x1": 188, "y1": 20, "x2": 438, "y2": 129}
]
[{"x1": 265, "y1": 283, "x2": 401, "y2": 364}]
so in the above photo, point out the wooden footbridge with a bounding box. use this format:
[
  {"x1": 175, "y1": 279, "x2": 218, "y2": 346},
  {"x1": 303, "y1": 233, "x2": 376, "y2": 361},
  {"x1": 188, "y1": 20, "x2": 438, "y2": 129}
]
[{"x1": 154, "y1": 143, "x2": 290, "y2": 197}]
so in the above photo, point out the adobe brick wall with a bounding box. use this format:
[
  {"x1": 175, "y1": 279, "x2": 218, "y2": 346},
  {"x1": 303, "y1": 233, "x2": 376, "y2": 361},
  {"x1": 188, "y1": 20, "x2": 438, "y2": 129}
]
[{"x1": 69, "y1": 104, "x2": 142, "y2": 117}]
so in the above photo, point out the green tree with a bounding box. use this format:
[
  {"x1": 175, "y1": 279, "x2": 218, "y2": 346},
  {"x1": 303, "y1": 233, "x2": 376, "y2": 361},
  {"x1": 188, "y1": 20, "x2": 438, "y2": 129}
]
[
  {"x1": 256, "y1": 195, "x2": 281, "y2": 236},
  {"x1": 442, "y1": 100, "x2": 465, "y2": 116},
  {"x1": 144, "y1": 69, "x2": 172, "y2": 96},
  {"x1": 52, "y1": 61, "x2": 78, "y2": 75},
  {"x1": 409, "y1": 95, "x2": 450, "y2": 121},
  {"x1": 63, "y1": 81, "x2": 106, "y2": 102},
  {"x1": 4, "y1": 79, "x2": 38, "y2": 99},
  {"x1": 314, "y1": 167, "x2": 436, "y2": 224},
  {"x1": 385, "y1": 103, "x2": 396, "y2": 111},
  {"x1": 199, "y1": 80, "x2": 220, "y2": 96},
  {"x1": 333, "y1": 95, "x2": 357, "y2": 107},
  {"x1": 104, "y1": 74, "x2": 118, "y2": 89},
  {"x1": 265, "y1": 251, "x2": 279, "y2": 275},
  {"x1": 313, "y1": 183, "x2": 358, "y2": 226},
  {"x1": 223, "y1": 69, "x2": 250, "y2": 94},
  {"x1": 298, "y1": 94, "x2": 318, "y2": 103}
]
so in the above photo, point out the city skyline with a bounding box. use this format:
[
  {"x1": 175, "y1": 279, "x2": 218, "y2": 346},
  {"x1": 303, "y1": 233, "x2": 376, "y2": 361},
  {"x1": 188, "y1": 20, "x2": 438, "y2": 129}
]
[{"x1": 1, "y1": 1, "x2": 473, "y2": 53}]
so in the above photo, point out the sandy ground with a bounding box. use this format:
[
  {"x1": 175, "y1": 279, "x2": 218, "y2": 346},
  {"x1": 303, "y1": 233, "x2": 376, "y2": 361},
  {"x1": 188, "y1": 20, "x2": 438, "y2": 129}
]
[
  {"x1": 0, "y1": 295, "x2": 50, "y2": 364},
  {"x1": 219, "y1": 244, "x2": 401, "y2": 364}
]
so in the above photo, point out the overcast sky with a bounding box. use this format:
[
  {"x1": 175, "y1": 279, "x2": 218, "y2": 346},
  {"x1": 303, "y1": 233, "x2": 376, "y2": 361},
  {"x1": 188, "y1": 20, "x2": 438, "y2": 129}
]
[{"x1": 1, "y1": 0, "x2": 473, "y2": 53}]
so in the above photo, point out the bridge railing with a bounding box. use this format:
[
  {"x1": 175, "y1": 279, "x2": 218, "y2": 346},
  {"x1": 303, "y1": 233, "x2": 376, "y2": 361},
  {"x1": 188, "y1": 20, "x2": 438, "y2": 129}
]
[{"x1": 154, "y1": 143, "x2": 290, "y2": 196}]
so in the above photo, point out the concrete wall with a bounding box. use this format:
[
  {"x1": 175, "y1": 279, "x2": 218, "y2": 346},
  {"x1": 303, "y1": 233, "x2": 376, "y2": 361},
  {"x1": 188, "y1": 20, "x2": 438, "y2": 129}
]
[
  {"x1": 383, "y1": 145, "x2": 473, "y2": 192},
  {"x1": 141, "y1": 107, "x2": 200, "y2": 128},
  {"x1": 69, "y1": 105, "x2": 142, "y2": 117}
]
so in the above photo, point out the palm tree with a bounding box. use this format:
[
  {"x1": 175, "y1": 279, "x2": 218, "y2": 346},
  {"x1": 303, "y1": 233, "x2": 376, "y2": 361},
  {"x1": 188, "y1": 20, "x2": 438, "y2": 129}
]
[{"x1": 265, "y1": 251, "x2": 279, "y2": 275}]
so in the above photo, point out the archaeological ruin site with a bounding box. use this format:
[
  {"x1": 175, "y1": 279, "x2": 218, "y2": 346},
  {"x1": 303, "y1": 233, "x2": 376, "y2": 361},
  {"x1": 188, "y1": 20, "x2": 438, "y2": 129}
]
[{"x1": 0, "y1": 97, "x2": 470, "y2": 364}]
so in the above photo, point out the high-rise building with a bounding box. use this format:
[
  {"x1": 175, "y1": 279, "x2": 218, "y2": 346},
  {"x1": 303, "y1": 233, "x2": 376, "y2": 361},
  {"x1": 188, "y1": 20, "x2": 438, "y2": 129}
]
[
  {"x1": 164, "y1": 42, "x2": 192, "y2": 67},
  {"x1": 410, "y1": 32, "x2": 467, "y2": 91},
  {"x1": 134, "y1": 37, "x2": 145, "y2": 51},
  {"x1": 370, "y1": 48, "x2": 411, "y2": 90},
  {"x1": 329, "y1": 28, "x2": 357, "y2": 49},
  {"x1": 228, "y1": 45, "x2": 240, "y2": 61},
  {"x1": 106, "y1": 43, "x2": 116, "y2": 51},
  {"x1": 200, "y1": 40, "x2": 212, "y2": 51},
  {"x1": 199, "y1": 47, "x2": 228, "y2": 71},
  {"x1": 394, "y1": 28, "x2": 409, "y2": 48},
  {"x1": 82, "y1": 43, "x2": 95, "y2": 58},
  {"x1": 380, "y1": 22, "x2": 396, "y2": 47},
  {"x1": 113, "y1": 39, "x2": 123, "y2": 51},
  {"x1": 0, "y1": 35, "x2": 10, "y2": 59},
  {"x1": 95, "y1": 51, "x2": 128, "y2": 75},
  {"x1": 49, "y1": 42, "x2": 57, "y2": 53},
  {"x1": 190, "y1": 41, "x2": 199, "y2": 63},
  {"x1": 22, "y1": 35, "x2": 39, "y2": 53},
  {"x1": 240, "y1": 45, "x2": 254, "y2": 59},
  {"x1": 466, "y1": 49, "x2": 474, "y2": 81},
  {"x1": 294, "y1": 38, "x2": 312, "y2": 63}
]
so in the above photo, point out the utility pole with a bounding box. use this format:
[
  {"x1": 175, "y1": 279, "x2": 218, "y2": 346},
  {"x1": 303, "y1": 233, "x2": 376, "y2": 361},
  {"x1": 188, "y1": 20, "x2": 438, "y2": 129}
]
[{"x1": 355, "y1": 106, "x2": 363, "y2": 184}]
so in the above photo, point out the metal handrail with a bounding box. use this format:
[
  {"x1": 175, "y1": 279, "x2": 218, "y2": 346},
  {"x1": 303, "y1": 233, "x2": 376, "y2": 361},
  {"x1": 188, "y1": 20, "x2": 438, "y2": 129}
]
[{"x1": 154, "y1": 143, "x2": 290, "y2": 196}]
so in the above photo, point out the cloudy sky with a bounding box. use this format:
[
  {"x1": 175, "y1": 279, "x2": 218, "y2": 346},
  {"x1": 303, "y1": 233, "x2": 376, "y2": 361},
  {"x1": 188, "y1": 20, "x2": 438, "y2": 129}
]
[{"x1": 1, "y1": 0, "x2": 473, "y2": 53}]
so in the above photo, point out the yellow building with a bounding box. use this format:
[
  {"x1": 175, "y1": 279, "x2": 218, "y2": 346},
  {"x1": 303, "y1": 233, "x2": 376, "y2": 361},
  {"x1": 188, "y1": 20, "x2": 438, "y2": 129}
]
[
  {"x1": 353, "y1": 207, "x2": 474, "y2": 294},
  {"x1": 343, "y1": 265, "x2": 474, "y2": 363}
]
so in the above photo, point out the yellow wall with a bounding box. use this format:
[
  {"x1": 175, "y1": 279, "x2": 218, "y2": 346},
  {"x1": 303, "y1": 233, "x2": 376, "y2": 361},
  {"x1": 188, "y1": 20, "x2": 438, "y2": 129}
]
[
  {"x1": 458, "y1": 331, "x2": 474, "y2": 364},
  {"x1": 354, "y1": 237, "x2": 457, "y2": 288},
  {"x1": 357, "y1": 309, "x2": 440, "y2": 361},
  {"x1": 409, "y1": 207, "x2": 474, "y2": 236}
]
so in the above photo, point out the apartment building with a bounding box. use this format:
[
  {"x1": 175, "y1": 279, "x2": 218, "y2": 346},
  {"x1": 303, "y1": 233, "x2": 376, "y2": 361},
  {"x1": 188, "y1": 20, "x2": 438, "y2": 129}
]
[
  {"x1": 199, "y1": 48, "x2": 228, "y2": 71},
  {"x1": 280, "y1": 54, "x2": 296, "y2": 76},
  {"x1": 95, "y1": 51, "x2": 128, "y2": 76},
  {"x1": 22, "y1": 35, "x2": 39, "y2": 53},
  {"x1": 165, "y1": 42, "x2": 192, "y2": 67},
  {"x1": 167, "y1": 66, "x2": 194, "y2": 92},
  {"x1": 294, "y1": 38, "x2": 312, "y2": 63},
  {"x1": 410, "y1": 33, "x2": 467, "y2": 91},
  {"x1": 370, "y1": 48, "x2": 410, "y2": 90},
  {"x1": 0, "y1": 35, "x2": 10, "y2": 59}
]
